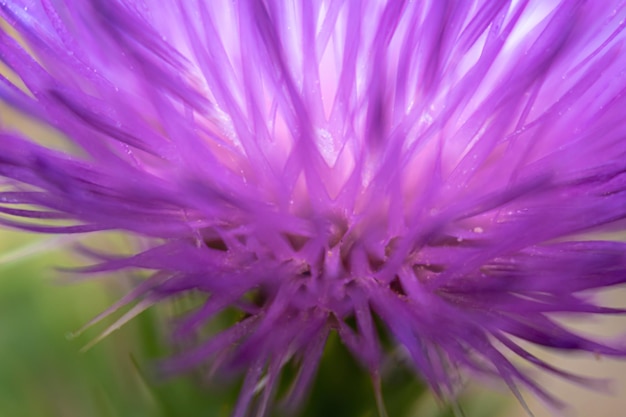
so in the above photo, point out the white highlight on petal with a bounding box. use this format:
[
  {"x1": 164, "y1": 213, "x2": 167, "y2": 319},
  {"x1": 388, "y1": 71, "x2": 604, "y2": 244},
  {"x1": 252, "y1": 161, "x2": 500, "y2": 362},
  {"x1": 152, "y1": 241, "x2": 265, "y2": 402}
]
[{"x1": 315, "y1": 128, "x2": 339, "y2": 167}]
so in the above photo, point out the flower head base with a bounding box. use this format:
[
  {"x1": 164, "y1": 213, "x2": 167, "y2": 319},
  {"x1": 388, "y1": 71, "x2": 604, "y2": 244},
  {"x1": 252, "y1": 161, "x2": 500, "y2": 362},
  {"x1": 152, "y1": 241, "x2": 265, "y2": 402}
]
[{"x1": 2, "y1": 0, "x2": 626, "y2": 415}]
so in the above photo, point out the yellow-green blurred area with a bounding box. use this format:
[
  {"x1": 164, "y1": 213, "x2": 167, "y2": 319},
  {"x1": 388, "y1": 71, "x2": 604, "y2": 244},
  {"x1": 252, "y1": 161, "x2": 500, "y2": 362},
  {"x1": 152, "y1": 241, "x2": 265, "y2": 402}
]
[{"x1": 0, "y1": 230, "x2": 238, "y2": 417}]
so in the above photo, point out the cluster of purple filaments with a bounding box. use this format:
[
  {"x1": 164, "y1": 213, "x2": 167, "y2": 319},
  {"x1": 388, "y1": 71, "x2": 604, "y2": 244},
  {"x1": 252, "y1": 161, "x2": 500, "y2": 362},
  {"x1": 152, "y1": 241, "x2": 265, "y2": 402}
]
[{"x1": 2, "y1": 1, "x2": 626, "y2": 416}]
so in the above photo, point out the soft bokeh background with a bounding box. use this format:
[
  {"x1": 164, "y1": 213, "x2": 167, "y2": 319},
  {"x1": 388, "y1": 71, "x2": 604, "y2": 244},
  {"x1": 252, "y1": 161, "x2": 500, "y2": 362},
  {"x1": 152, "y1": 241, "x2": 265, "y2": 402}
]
[
  {"x1": 507, "y1": 288, "x2": 626, "y2": 417},
  {"x1": 0, "y1": 230, "x2": 234, "y2": 417}
]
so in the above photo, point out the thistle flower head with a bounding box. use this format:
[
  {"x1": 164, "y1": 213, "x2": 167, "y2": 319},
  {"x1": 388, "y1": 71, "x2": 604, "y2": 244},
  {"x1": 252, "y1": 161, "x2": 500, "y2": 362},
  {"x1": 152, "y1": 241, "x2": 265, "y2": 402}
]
[{"x1": 2, "y1": 1, "x2": 626, "y2": 415}]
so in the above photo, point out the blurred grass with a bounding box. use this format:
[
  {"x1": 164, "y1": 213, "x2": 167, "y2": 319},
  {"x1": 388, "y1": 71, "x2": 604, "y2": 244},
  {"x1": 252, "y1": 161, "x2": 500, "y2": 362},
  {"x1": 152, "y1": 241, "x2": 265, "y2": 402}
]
[
  {"x1": 0, "y1": 230, "x2": 234, "y2": 417},
  {"x1": 0, "y1": 230, "x2": 507, "y2": 417}
]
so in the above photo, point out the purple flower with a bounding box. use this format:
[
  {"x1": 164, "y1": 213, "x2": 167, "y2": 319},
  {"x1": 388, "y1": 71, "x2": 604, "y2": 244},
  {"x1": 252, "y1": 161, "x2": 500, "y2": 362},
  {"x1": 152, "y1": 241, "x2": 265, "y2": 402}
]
[{"x1": 2, "y1": 0, "x2": 626, "y2": 415}]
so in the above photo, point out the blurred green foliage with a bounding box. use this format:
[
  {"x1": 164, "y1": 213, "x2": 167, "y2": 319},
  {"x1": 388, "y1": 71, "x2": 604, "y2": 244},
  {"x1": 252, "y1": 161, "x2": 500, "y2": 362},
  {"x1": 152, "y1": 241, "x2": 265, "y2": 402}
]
[{"x1": 0, "y1": 231, "x2": 508, "y2": 417}]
